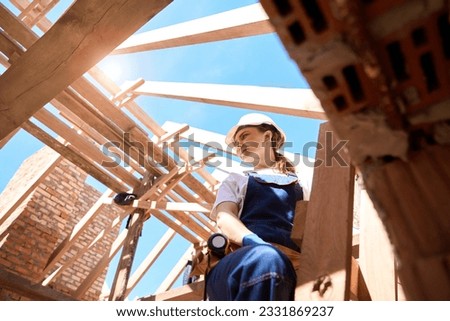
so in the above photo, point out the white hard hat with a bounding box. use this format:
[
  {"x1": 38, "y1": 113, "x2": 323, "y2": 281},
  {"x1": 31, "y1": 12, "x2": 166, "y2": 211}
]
[{"x1": 225, "y1": 113, "x2": 286, "y2": 147}]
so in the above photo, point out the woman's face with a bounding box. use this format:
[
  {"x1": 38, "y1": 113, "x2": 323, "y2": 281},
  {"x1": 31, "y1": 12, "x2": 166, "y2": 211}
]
[{"x1": 234, "y1": 126, "x2": 274, "y2": 168}]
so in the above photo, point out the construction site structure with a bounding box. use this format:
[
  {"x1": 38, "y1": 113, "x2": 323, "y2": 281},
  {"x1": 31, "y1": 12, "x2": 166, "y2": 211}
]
[{"x1": 0, "y1": 0, "x2": 449, "y2": 301}]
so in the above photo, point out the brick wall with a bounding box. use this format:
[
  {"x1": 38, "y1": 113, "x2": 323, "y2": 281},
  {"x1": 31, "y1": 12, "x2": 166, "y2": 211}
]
[{"x1": 0, "y1": 147, "x2": 124, "y2": 300}]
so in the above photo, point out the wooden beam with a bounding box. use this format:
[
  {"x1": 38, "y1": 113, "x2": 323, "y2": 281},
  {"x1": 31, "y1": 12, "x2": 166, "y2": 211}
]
[
  {"x1": 155, "y1": 246, "x2": 192, "y2": 294},
  {"x1": 34, "y1": 108, "x2": 140, "y2": 188},
  {"x1": 10, "y1": 0, "x2": 53, "y2": 31},
  {"x1": 132, "y1": 81, "x2": 326, "y2": 119},
  {"x1": 295, "y1": 122, "x2": 355, "y2": 300},
  {"x1": 152, "y1": 123, "x2": 190, "y2": 145},
  {"x1": 113, "y1": 3, "x2": 273, "y2": 54},
  {"x1": 140, "y1": 280, "x2": 205, "y2": 301},
  {"x1": 21, "y1": 120, "x2": 128, "y2": 193},
  {"x1": 124, "y1": 228, "x2": 177, "y2": 298},
  {"x1": 0, "y1": 4, "x2": 38, "y2": 49},
  {"x1": 363, "y1": 145, "x2": 450, "y2": 300},
  {"x1": 68, "y1": 78, "x2": 216, "y2": 204},
  {"x1": 108, "y1": 173, "x2": 154, "y2": 301},
  {"x1": 18, "y1": 0, "x2": 58, "y2": 28},
  {"x1": 85, "y1": 67, "x2": 219, "y2": 198},
  {"x1": 166, "y1": 191, "x2": 218, "y2": 234},
  {"x1": 150, "y1": 209, "x2": 200, "y2": 244},
  {"x1": 358, "y1": 186, "x2": 398, "y2": 300},
  {"x1": 52, "y1": 99, "x2": 146, "y2": 176},
  {"x1": 0, "y1": 0, "x2": 172, "y2": 140},
  {"x1": 0, "y1": 267, "x2": 77, "y2": 301},
  {"x1": 123, "y1": 200, "x2": 212, "y2": 213}
]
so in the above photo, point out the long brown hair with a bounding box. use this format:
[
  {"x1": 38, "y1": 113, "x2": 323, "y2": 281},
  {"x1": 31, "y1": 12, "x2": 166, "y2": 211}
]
[{"x1": 235, "y1": 124, "x2": 296, "y2": 174}]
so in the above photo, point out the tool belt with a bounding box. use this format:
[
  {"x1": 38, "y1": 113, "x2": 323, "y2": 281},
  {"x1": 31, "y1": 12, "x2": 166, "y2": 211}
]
[
  {"x1": 189, "y1": 233, "x2": 239, "y2": 277},
  {"x1": 189, "y1": 234, "x2": 301, "y2": 278}
]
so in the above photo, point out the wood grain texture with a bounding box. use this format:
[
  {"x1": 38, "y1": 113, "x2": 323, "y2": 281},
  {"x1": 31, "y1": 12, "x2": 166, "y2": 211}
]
[
  {"x1": 295, "y1": 122, "x2": 355, "y2": 300},
  {"x1": 363, "y1": 145, "x2": 450, "y2": 300}
]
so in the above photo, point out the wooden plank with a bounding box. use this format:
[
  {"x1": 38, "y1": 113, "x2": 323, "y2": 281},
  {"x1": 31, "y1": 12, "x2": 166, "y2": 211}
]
[
  {"x1": 108, "y1": 173, "x2": 154, "y2": 301},
  {"x1": 295, "y1": 122, "x2": 355, "y2": 300},
  {"x1": 35, "y1": 108, "x2": 140, "y2": 187},
  {"x1": 112, "y1": 78, "x2": 146, "y2": 103},
  {"x1": 20, "y1": 0, "x2": 59, "y2": 28},
  {"x1": 124, "y1": 228, "x2": 177, "y2": 298},
  {"x1": 0, "y1": 267, "x2": 77, "y2": 301},
  {"x1": 358, "y1": 188, "x2": 397, "y2": 300},
  {"x1": 140, "y1": 280, "x2": 205, "y2": 301},
  {"x1": 126, "y1": 200, "x2": 212, "y2": 213},
  {"x1": 55, "y1": 89, "x2": 150, "y2": 171},
  {"x1": 0, "y1": 29, "x2": 21, "y2": 58},
  {"x1": 108, "y1": 208, "x2": 147, "y2": 301},
  {"x1": 363, "y1": 145, "x2": 450, "y2": 300},
  {"x1": 150, "y1": 209, "x2": 200, "y2": 244},
  {"x1": 86, "y1": 67, "x2": 219, "y2": 194},
  {"x1": 69, "y1": 78, "x2": 216, "y2": 203},
  {"x1": 51, "y1": 99, "x2": 146, "y2": 176},
  {"x1": 166, "y1": 191, "x2": 218, "y2": 234},
  {"x1": 113, "y1": 3, "x2": 273, "y2": 54},
  {"x1": 0, "y1": 4, "x2": 38, "y2": 49},
  {"x1": 0, "y1": 0, "x2": 172, "y2": 140},
  {"x1": 21, "y1": 120, "x2": 127, "y2": 193},
  {"x1": 154, "y1": 247, "x2": 192, "y2": 294},
  {"x1": 349, "y1": 257, "x2": 371, "y2": 301},
  {"x1": 152, "y1": 123, "x2": 190, "y2": 145},
  {"x1": 132, "y1": 81, "x2": 326, "y2": 119},
  {"x1": 291, "y1": 200, "x2": 308, "y2": 249},
  {"x1": 10, "y1": 0, "x2": 53, "y2": 31}
]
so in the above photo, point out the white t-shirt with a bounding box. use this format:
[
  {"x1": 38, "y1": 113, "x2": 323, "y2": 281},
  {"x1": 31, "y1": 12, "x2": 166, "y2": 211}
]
[{"x1": 210, "y1": 168, "x2": 311, "y2": 220}]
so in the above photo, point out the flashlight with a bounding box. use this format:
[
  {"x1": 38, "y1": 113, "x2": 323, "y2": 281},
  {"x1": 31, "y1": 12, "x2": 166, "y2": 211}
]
[{"x1": 207, "y1": 233, "x2": 229, "y2": 258}]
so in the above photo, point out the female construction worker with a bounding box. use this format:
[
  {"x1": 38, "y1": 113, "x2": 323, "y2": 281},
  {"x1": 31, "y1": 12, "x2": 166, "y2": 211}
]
[{"x1": 206, "y1": 113, "x2": 309, "y2": 301}]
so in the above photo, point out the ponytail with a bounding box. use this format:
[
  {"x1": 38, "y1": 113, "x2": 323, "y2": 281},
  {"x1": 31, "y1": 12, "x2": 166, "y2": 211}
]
[{"x1": 274, "y1": 152, "x2": 296, "y2": 174}]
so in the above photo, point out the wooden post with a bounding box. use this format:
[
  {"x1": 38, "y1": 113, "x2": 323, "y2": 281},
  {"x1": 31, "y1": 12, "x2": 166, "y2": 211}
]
[
  {"x1": 358, "y1": 185, "x2": 398, "y2": 300},
  {"x1": 295, "y1": 122, "x2": 355, "y2": 300},
  {"x1": 108, "y1": 173, "x2": 154, "y2": 301},
  {"x1": 363, "y1": 145, "x2": 450, "y2": 300}
]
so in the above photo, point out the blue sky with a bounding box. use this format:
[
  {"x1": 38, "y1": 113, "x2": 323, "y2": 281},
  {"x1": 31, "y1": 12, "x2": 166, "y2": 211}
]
[{"x1": 0, "y1": 0, "x2": 323, "y2": 300}]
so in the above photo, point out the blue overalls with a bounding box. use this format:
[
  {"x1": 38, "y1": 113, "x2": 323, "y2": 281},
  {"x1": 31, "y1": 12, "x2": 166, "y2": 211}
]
[{"x1": 206, "y1": 171, "x2": 303, "y2": 301}]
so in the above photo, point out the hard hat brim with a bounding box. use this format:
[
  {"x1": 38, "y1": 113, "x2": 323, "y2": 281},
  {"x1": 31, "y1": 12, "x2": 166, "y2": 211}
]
[{"x1": 225, "y1": 113, "x2": 286, "y2": 147}]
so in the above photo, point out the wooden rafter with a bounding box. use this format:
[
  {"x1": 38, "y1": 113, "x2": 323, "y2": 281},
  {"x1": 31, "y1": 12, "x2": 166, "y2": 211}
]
[
  {"x1": 22, "y1": 120, "x2": 128, "y2": 193},
  {"x1": 140, "y1": 281, "x2": 204, "y2": 301},
  {"x1": 0, "y1": 0, "x2": 172, "y2": 140},
  {"x1": 123, "y1": 228, "x2": 177, "y2": 298},
  {"x1": 0, "y1": 267, "x2": 77, "y2": 301},
  {"x1": 113, "y1": 3, "x2": 273, "y2": 54},
  {"x1": 131, "y1": 81, "x2": 326, "y2": 119},
  {"x1": 154, "y1": 246, "x2": 193, "y2": 294}
]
